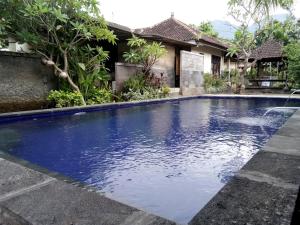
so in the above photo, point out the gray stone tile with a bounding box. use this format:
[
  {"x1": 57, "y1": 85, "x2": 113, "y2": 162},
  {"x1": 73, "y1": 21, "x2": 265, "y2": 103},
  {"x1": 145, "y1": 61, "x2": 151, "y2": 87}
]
[
  {"x1": 0, "y1": 205, "x2": 32, "y2": 225},
  {"x1": 241, "y1": 151, "x2": 300, "y2": 185},
  {"x1": 0, "y1": 160, "x2": 51, "y2": 196},
  {"x1": 263, "y1": 135, "x2": 300, "y2": 156},
  {"x1": 189, "y1": 177, "x2": 298, "y2": 225},
  {"x1": 1, "y1": 179, "x2": 175, "y2": 225},
  {"x1": 276, "y1": 124, "x2": 300, "y2": 138}
]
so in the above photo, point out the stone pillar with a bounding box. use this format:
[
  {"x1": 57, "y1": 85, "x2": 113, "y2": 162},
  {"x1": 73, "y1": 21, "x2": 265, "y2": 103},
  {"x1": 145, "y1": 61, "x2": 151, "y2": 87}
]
[{"x1": 180, "y1": 50, "x2": 204, "y2": 96}]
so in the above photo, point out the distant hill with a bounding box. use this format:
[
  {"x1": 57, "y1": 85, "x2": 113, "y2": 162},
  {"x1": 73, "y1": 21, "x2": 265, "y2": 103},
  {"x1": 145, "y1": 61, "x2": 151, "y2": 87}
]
[{"x1": 211, "y1": 14, "x2": 289, "y2": 40}]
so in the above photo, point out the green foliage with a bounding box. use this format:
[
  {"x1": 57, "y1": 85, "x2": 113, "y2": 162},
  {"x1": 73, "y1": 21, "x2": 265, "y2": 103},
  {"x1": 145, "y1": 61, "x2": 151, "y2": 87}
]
[
  {"x1": 161, "y1": 86, "x2": 171, "y2": 96},
  {"x1": 122, "y1": 73, "x2": 146, "y2": 93},
  {"x1": 48, "y1": 90, "x2": 84, "y2": 108},
  {"x1": 122, "y1": 87, "x2": 161, "y2": 101},
  {"x1": 195, "y1": 22, "x2": 219, "y2": 38},
  {"x1": 0, "y1": 18, "x2": 9, "y2": 48},
  {"x1": 246, "y1": 68, "x2": 257, "y2": 79},
  {"x1": 70, "y1": 45, "x2": 111, "y2": 100},
  {"x1": 256, "y1": 17, "x2": 300, "y2": 45},
  {"x1": 121, "y1": 73, "x2": 170, "y2": 101},
  {"x1": 1, "y1": 0, "x2": 116, "y2": 105},
  {"x1": 203, "y1": 74, "x2": 227, "y2": 93},
  {"x1": 86, "y1": 88, "x2": 113, "y2": 105},
  {"x1": 284, "y1": 41, "x2": 300, "y2": 87},
  {"x1": 123, "y1": 36, "x2": 167, "y2": 75}
]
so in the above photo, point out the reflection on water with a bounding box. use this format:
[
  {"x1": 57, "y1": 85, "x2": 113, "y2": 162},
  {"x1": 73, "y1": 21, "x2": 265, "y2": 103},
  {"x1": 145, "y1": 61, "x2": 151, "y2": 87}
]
[{"x1": 0, "y1": 98, "x2": 299, "y2": 224}]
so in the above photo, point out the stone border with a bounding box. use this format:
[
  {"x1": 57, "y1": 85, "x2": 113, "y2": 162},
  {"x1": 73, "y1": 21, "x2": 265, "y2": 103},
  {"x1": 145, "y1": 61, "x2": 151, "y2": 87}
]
[{"x1": 189, "y1": 110, "x2": 300, "y2": 225}]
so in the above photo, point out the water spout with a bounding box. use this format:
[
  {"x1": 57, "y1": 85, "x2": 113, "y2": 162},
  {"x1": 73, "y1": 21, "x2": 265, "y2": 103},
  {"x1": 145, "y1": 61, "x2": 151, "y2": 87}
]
[
  {"x1": 263, "y1": 107, "x2": 300, "y2": 117},
  {"x1": 284, "y1": 89, "x2": 300, "y2": 106}
]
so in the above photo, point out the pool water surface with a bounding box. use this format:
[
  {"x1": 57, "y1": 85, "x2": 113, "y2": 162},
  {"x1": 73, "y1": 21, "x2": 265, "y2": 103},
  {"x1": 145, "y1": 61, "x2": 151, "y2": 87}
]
[{"x1": 0, "y1": 97, "x2": 299, "y2": 224}]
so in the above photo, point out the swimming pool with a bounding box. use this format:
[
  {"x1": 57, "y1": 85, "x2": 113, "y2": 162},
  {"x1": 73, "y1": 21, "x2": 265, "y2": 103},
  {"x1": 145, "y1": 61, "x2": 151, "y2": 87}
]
[{"x1": 0, "y1": 97, "x2": 299, "y2": 224}]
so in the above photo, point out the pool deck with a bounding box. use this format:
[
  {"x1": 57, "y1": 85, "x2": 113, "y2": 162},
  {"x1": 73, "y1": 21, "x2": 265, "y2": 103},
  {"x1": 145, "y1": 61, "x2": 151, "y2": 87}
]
[
  {"x1": 0, "y1": 157, "x2": 176, "y2": 225},
  {"x1": 0, "y1": 95, "x2": 300, "y2": 225}
]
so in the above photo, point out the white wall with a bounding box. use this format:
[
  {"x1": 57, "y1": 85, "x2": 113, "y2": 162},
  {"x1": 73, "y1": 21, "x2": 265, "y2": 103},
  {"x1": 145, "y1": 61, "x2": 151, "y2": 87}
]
[{"x1": 191, "y1": 45, "x2": 225, "y2": 74}]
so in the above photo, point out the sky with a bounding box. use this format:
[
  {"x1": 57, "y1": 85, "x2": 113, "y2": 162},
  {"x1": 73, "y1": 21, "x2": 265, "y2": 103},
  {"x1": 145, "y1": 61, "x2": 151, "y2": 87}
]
[{"x1": 99, "y1": 0, "x2": 300, "y2": 29}]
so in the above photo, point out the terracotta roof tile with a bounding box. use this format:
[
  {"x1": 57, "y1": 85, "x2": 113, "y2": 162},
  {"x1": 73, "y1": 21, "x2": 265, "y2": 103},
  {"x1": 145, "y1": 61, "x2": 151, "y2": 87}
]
[
  {"x1": 251, "y1": 39, "x2": 283, "y2": 60},
  {"x1": 135, "y1": 17, "x2": 228, "y2": 49}
]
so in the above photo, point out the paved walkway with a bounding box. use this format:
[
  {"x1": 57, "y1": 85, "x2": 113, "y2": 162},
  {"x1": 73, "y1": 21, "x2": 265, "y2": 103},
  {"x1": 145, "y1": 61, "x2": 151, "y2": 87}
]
[{"x1": 190, "y1": 110, "x2": 300, "y2": 225}]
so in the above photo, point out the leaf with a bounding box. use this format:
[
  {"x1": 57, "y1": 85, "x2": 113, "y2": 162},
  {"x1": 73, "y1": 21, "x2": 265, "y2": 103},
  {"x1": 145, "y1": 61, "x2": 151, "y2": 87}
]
[
  {"x1": 56, "y1": 25, "x2": 63, "y2": 30},
  {"x1": 78, "y1": 63, "x2": 86, "y2": 71}
]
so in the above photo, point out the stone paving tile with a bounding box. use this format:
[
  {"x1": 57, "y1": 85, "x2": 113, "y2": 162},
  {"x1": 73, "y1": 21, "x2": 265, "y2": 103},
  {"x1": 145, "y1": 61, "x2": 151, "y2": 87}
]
[
  {"x1": 241, "y1": 151, "x2": 300, "y2": 185},
  {"x1": 263, "y1": 135, "x2": 300, "y2": 156},
  {"x1": 1, "y1": 178, "x2": 176, "y2": 225},
  {"x1": 189, "y1": 177, "x2": 298, "y2": 225},
  {"x1": 0, "y1": 159, "x2": 51, "y2": 196},
  {"x1": 0, "y1": 205, "x2": 32, "y2": 225}
]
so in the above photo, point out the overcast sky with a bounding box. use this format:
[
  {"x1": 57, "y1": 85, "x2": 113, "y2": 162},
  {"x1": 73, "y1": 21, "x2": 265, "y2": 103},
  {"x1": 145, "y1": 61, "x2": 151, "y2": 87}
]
[{"x1": 99, "y1": 0, "x2": 300, "y2": 28}]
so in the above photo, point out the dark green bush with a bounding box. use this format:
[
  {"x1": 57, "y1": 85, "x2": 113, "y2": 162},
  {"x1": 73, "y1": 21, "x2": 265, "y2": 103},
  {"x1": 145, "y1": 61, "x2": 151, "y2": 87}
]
[
  {"x1": 86, "y1": 88, "x2": 113, "y2": 105},
  {"x1": 123, "y1": 73, "x2": 147, "y2": 93},
  {"x1": 48, "y1": 90, "x2": 84, "y2": 108},
  {"x1": 121, "y1": 74, "x2": 170, "y2": 101},
  {"x1": 203, "y1": 73, "x2": 226, "y2": 93}
]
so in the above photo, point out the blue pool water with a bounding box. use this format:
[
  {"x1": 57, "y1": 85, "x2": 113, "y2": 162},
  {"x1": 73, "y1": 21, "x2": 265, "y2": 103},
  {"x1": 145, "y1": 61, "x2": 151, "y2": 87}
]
[{"x1": 0, "y1": 97, "x2": 299, "y2": 224}]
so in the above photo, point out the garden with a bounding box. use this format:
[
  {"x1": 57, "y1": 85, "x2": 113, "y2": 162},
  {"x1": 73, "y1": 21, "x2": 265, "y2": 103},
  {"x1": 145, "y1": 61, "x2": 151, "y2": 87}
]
[{"x1": 0, "y1": 0, "x2": 170, "y2": 109}]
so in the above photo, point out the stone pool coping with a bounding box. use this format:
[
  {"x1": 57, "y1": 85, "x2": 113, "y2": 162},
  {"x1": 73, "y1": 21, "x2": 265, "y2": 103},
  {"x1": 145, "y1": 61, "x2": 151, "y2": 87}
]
[
  {"x1": 0, "y1": 96, "x2": 299, "y2": 225},
  {"x1": 0, "y1": 154, "x2": 176, "y2": 225}
]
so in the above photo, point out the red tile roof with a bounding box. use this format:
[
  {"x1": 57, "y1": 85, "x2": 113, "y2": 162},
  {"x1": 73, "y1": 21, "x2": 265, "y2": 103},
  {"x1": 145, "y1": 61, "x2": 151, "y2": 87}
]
[{"x1": 135, "y1": 16, "x2": 228, "y2": 49}]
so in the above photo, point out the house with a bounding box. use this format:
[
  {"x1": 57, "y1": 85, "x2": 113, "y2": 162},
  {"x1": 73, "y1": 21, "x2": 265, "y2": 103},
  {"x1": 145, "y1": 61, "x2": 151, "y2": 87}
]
[{"x1": 108, "y1": 14, "x2": 231, "y2": 94}]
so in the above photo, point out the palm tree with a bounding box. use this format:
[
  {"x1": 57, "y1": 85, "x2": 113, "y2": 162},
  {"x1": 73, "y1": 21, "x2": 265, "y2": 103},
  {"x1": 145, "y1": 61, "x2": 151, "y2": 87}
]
[{"x1": 252, "y1": 0, "x2": 293, "y2": 11}]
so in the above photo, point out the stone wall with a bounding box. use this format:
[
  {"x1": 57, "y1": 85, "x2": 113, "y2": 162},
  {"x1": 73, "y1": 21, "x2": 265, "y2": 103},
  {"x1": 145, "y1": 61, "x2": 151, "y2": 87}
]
[
  {"x1": 0, "y1": 51, "x2": 56, "y2": 113},
  {"x1": 180, "y1": 50, "x2": 204, "y2": 96}
]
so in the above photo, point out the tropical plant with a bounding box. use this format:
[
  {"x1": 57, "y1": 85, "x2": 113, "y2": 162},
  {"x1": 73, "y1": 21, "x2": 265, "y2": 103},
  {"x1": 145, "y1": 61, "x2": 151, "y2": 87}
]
[
  {"x1": 122, "y1": 73, "x2": 147, "y2": 93},
  {"x1": 256, "y1": 17, "x2": 300, "y2": 45},
  {"x1": 86, "y1": 88, "x2": 113, "y2": 105},
  {"x1": 1, "y1": 0, "x2": 116, "y2": 105},
  {"x1": 70, "y1": 45, "x2": 111, "y2": 101},
  {"x1": 48, "y1": 90, "x2": 84, "y2": 108},
  {"x1": 122, "y1": 86, "x2": 161, "y2": 101},
  {"x1": 284, "y1": 41, "x2": 300, "y2": 87},
  {"x1": 193, "y1": 22, "x2": 219, "y2": 38},
  {"x1": 203, "y1": 73, "x2": 227, "y2": 93},
  {"x1": 123, "y1": 36, "x2": 167, "y2": 76}
]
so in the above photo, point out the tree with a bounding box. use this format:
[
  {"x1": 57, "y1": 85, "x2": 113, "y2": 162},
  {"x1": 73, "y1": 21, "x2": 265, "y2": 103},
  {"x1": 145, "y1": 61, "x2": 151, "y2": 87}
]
[
  {"x1": 252, "y1": 0, "x2": 293, "y2": 12},
  {"x1": 256, "y1": 17, "x2": 300, "y2": 46},
  {"x1": 0, "y1": 0, "x2": 116, "y2": 105},
  {"x1": 197, "y1": 22, "x2": 219, "y2": 38},
  {"x1": 123, "y1": 36, "x2": 167, "y2": 76},
  {"x1": 284, "y1": 41, "x2": 300, "y2": 87},
  {"x1": 227, "y1": 0, "x2": 294, "y2": 92}
]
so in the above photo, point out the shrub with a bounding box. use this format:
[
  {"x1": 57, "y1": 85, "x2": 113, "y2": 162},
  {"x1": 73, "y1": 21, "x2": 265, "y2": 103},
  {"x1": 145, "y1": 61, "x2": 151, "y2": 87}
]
[
  {"x1": 86, "y1": 88, "x2": 113, "y2": 105},
  {"x1": 122, "y1": 87, "x2": 161, "y2": 101},
  {"x1": 161, "y1": 85, "x2": 170, "y2": 96},
  {"x1": 203, "y1": 73, "x2": 227, "y2": 93},
  {"x1": 123, "y1": 73, "x2": 146, "y2": 93},
  {"x1": 48, "y1": 90, "x2": 84, "y2": 108}
]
